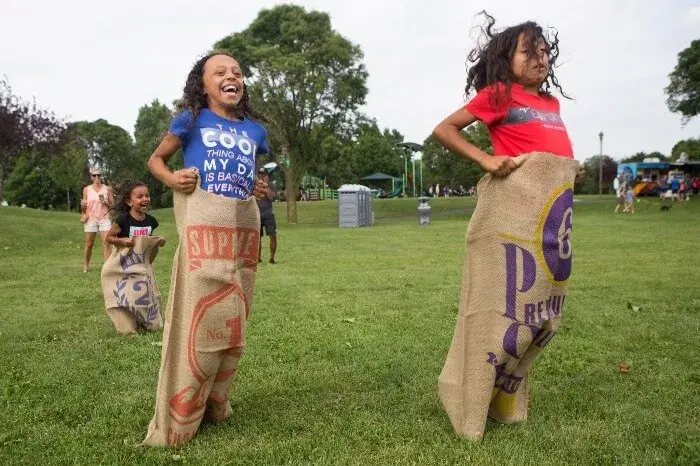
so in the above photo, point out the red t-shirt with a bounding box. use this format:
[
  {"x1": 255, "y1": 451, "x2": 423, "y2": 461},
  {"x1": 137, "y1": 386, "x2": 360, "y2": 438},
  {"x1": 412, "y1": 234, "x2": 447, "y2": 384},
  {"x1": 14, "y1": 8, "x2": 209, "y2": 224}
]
[{"x1": 465, "y1": 83, "x2": 574, "y2": 159}]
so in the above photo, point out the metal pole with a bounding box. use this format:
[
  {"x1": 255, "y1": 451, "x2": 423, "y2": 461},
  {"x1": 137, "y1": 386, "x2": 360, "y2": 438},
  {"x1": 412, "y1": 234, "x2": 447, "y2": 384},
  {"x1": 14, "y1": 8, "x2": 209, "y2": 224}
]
[
  {"x1": 403, "y1": 154, "x2": 407, "y2": 197},
  {"x1": 419, "y1": 157, "x2": 423, "y2": 196},
  {"x1": 598, "y1": 131, "x2": 604, "y2": 195},
  {"x1": 412, "y1": 158, "x2": 416, "y2": 197}
]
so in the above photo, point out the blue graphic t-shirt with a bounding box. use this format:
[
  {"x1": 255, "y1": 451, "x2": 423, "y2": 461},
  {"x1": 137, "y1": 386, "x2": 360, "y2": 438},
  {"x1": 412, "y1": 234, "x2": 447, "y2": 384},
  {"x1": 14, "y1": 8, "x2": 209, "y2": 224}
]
[{"x1": 169, "y1": 109, "x2": 269, "y2": 199}]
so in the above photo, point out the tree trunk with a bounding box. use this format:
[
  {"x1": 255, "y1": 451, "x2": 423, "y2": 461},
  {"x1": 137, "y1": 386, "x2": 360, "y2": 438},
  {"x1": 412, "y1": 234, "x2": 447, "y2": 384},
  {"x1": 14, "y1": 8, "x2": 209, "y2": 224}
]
[
  {"x1": 274, "y1": 138, "x2": 298, "y2": 224},
  {"x1": 66, "y1": 187, "x2": 71, "y2": 211},
  {"x1": 284, "y1": 169, "x2": 298, "y2": 224}
]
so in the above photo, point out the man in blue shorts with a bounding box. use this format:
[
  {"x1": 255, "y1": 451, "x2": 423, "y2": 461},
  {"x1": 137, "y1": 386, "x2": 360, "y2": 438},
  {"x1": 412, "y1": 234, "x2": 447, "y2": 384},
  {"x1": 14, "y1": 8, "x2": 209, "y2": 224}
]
[{"x1": 257, "y1": 168, "x2": 277, "y2": 264}]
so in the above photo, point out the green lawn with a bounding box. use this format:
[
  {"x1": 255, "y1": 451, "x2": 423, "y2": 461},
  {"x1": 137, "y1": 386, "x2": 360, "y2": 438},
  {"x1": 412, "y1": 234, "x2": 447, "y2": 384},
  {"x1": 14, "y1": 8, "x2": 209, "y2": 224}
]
[{"x1": 0, "y1": 196, "x2": 698, "y2": 465}]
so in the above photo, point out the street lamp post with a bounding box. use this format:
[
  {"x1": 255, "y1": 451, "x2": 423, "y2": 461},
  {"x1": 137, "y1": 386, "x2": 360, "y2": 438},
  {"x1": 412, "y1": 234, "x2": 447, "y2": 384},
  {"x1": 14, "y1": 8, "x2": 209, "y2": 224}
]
[
  {"x1": 411, "y1": 153, "x2": 423, "y2": 197},
  {"x1": 419, "y1": 155, "x2": 423, "y2": 195},
  {"x1": 598, "y1": 131, "x2": 604, "y2": 195},
  {"x1": 412, "y1": 157, "x2": 417, "y2": 197},
  {"x1": 403, "y1": 154, "x2": 408, "y2": 197}
]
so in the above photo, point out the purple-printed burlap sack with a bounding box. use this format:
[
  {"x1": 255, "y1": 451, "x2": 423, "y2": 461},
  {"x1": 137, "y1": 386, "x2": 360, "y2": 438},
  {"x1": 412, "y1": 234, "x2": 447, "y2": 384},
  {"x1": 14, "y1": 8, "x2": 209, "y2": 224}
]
[
  {"x1": 101, "y1": 236, "x2": 164, "y2": 334},
  {"x1": 438, "y1": 152, "x2": 579, "y2": 440}
]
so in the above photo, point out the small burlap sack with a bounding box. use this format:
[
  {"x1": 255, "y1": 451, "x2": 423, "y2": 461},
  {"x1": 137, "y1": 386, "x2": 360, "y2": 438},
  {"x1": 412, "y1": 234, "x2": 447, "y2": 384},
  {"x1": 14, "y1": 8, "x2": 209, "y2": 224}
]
[
  {"x1": 438, "y1": 152, "x2": 579, "y2": 441},
  {"x1": 101, "y1": 236, "x2": 164, "y2": 334},
  {"x1": 142, "y1": 173, "x2": 260, "y2": 446}
]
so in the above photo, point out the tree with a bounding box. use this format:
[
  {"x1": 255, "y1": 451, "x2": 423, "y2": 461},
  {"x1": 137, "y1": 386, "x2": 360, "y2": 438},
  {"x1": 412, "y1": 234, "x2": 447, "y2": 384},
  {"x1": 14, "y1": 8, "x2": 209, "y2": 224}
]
[
  {"x1": 133, "y1": 100, "x2": 178, "y2": 207},
  {"x1": 620, "y1": 151, "x2": 668, "y2": 163},
  {"x1": 73, "y1": 119, "x2": 138, "y2": 182},
  {"x1": 313, "y1": 131, "x2": 355, "y2": 188},
  {"x1": 347, "y1": 122, "x2": 404, "y2": 179},
  {"x1": 579, "y1": 155, "x2": 617, "y2": 194},
  {"x1": 215, "y1": 5, "x2": 368, "y2": 222},
  {"x1": 0, "y1": 77, "x2": 65, "y2": 203},
  {"x1": 47, "y1": 131, "x2": 89, "y2": 211},
  {"x1": 306, "y1": 119, "x2": 405, "y2": 189},
  {"x1": 670, "y1": 138, "x2": 700, "y2": 161},
  {"x1": 422, "y1": 123, "x2": 490, "y2": 190},
  {"x1": 666, "y1": 39, "x2": 700, "y2": 123},
  {"x1": 5, "y1": 150, "x2": 63, "y2": 209}
]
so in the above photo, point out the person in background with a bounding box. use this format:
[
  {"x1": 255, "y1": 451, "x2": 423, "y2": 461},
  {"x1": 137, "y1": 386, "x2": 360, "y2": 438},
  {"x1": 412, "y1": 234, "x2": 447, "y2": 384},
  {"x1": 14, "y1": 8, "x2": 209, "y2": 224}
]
[
  {"x1": 81, "y1": 169, "x2": 114, "y2": 273},
  {"x1": 670, "y1": 176, "x2": 680, "y2": 198},
  {"x1": 615, "y1": 184, "x2": 626, "y2": 213},
  {"x1": 658, "y1": 174, "x2": 668, "y2": 197},
  {"x1": 257, "y1": 169, "x2": 278, "y2": 264},
  {"x1": 624, "y1": 184, "x2": 636, "y2": 214},
  {"x1": 679, "y1": 179, "x2": 687, "y2": 201}
]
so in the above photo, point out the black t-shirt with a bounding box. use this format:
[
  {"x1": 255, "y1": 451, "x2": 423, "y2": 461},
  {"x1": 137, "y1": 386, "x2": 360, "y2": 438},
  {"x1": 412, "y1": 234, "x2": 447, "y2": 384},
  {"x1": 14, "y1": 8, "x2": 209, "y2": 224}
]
[
  {"x1": 257, "y1": 190, "x2": 275, "y2": 218},
  {"x1": 115, "y1": 213, "x2": 159, "y2": 238}
]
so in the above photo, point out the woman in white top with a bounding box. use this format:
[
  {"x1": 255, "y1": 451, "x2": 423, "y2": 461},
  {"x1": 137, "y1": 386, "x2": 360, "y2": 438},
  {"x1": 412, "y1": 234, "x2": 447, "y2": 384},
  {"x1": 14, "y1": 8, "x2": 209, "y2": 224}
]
[{"x1": 80, "y1": 169, "x2": 114, "y2": 272}]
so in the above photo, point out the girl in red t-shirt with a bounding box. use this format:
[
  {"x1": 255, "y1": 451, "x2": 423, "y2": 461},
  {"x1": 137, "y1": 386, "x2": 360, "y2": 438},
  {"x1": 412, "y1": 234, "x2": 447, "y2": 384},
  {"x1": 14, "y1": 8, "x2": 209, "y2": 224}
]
[
  {"x1": 433, "y1": 13, "x2": 579, "y2": 174},
  {"x1": 433, "y1": 12, "x2": 583, "y2": 439}
]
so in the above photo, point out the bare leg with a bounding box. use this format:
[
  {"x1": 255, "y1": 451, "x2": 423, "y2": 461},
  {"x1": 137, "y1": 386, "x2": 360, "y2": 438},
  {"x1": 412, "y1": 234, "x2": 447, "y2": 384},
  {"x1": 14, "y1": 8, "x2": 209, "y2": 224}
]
[
  {"x1": 269, "y1": 234, "x2": 277, "y2": 264},
  {"x1": 84, "y1": 232, "x2": 96, "y2": 272},
  {"x1": 99, "y1": 230, "x2": 110, "y2": 260}
]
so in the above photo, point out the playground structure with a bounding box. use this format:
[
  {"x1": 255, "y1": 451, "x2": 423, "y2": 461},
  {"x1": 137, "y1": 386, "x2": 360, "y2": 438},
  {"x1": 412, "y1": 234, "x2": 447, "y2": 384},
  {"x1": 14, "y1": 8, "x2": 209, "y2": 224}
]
[
  {"x1": 298, "y1": 180, "x2": 404, "y2": 201},
  {"x1": 306, "y1": 188, "x2": 338, "y2": 201},
  {"x1": 387, "y1": 179, "x2": 404, "y2": 198},
  {"x1": 265, "y1": 158, "x2": 421, "y2": 201},
  {"x1": 360, "y1": 172, "x2": 404, "y2": 198},
  {"x1": 285, "y1": 172, "x2": 405, "y2": 201}
]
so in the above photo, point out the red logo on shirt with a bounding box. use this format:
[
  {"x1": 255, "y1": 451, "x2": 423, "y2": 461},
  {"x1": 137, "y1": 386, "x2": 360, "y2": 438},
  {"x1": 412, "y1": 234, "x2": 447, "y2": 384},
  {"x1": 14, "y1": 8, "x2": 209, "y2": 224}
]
[{"x1": 130, "y1": 226, "x2": 152, "y2": 237}]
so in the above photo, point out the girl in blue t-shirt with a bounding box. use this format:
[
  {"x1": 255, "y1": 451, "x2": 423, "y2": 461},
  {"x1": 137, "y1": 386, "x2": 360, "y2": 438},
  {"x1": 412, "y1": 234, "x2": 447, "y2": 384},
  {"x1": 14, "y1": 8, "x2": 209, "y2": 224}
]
[
  {"x1": 143, "y1": 52, "x2": 270, "y2": 447},
  {"x1": 148, "y1": 51, "x2": 269, "y2": 199}
]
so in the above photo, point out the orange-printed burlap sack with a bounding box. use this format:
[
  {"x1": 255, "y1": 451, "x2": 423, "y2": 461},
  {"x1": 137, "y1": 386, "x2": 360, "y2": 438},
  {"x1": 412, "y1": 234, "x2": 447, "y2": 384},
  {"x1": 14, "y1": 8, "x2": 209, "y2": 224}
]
[
  {"x1": 142, "y1": 177, "x2": 260, "y2": 446},
  {"x1": 438, "y1": 152, "x2": 579, "y2": 440},
  {"x1": 100, "y1": 236, "x2": 164, "y2": 334}
]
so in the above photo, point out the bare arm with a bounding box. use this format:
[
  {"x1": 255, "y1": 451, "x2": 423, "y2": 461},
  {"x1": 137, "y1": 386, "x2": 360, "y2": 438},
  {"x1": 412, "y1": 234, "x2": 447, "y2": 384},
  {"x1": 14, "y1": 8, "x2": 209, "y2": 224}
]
[
  {"x1": 432, "y1": 107, "x2": 517, "y2": 177},
  {"x1": 106, "y1": 224, "x2": 132, "y2": 247},
  {"x1": 103, "y1": 187, "x2": 115, "y2": 208},
  {"x1": 81, "y1": 187, "x2": 88, "y2": 211},
  {"x1": 147, "y1": 133, "x2": 197, "y2": 194}
]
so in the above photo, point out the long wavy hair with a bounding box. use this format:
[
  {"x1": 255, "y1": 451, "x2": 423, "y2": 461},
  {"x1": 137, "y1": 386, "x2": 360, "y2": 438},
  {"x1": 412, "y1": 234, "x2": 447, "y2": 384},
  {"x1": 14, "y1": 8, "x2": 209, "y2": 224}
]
[
  {"x1": 109, "y1": 179, "x2": 147, "y2": 222},
  {"x1": 465, "y1": 11, "x2": 569, "y2": 102},
  {"x1": 177, "y1": 50, "x2": 260, "y2": 121}
]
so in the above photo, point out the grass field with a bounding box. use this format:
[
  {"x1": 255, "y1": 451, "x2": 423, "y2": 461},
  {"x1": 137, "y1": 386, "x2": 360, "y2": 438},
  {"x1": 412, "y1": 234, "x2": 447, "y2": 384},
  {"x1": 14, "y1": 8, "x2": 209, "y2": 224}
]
[{"x1": 0, "y1": 196, "x2": 698, "y2": 465}]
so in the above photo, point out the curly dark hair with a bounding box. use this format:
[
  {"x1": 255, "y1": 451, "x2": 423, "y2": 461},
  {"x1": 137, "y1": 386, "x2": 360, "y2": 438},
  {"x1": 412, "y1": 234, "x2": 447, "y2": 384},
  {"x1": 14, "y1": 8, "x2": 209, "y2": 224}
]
[
  {"x1": 465, "y1": 11, "x2": 568, "y2": 102},
  {"x1": 177, "y1": 50, "x2": 260, "y2": 121},
  {"x1": 109, "y1": 179, "x2": 147, "y2": 222}
]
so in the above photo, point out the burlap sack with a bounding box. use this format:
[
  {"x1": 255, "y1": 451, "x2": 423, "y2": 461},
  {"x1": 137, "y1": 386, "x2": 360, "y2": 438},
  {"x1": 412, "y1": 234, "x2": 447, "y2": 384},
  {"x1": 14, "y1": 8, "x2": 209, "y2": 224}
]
[
  {"x1": 438, "y1": 152, "x2": 579, "y2": 441},
  {"x1": 142, "y1": 175, "x2": 260, "y2": 446},
  {"x1": 101, "y1": 236, "x2": 164, "y2": 334}
]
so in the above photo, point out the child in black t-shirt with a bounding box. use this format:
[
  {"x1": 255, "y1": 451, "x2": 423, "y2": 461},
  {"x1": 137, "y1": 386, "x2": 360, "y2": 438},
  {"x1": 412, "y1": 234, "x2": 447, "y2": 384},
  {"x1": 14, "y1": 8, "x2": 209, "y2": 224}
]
[{"x1": 106, "y1": 180, "x2": 166, "y2": 248}]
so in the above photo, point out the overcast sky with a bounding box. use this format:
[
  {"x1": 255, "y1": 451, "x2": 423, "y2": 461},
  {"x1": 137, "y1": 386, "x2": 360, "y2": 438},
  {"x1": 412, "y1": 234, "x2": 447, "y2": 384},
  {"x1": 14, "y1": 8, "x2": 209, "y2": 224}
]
[{"x1": 2, "y1": 0, "x2": 699, "y2": 162}]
